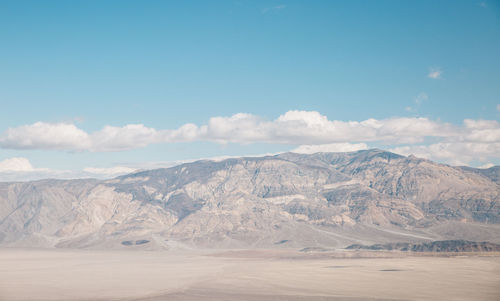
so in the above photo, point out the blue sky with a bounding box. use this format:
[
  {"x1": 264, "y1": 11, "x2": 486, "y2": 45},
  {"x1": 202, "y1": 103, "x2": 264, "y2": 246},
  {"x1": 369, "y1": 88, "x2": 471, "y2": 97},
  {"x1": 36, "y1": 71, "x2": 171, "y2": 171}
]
[{"x1": 0, "y1": 0, "x2": 499, "y2": 180}]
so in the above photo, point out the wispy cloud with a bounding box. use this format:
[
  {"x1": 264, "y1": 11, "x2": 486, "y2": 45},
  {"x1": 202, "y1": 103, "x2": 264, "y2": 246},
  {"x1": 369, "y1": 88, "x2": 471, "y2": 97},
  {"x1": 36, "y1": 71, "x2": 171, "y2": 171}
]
[
  {"x1": 407, "y1": 92, "x2": 429, "y2": 112},
  {"x1": 0, "y1": 156, "x2": 139, "y2": 181},
  {"x1": 414, "y1": 92, "x2": 428, "y2": 105},
  {"x1": 479, "y1": 162, "x2": 494, "y2": 169},
  {"x1": 83, "y1": 166, "x2": 137, "y2": 176},
  {"x1": 262, "y1": 4, "x2": 286, "y2": 14},
  {"x1": 497, "y1": 104, "x2": 500, "y2": 112},
  {"x1": 391, "y1": 142, "x2": 500, "y2": 167},
  {"x1": 428, "y1": 67, "x2": 442, "y2": 79}
]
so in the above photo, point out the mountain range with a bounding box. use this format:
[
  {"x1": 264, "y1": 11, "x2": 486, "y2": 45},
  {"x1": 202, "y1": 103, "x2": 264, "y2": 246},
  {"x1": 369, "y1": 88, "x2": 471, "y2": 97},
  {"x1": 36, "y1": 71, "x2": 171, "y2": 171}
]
[{"x1": 1, "y1": 149, "x2": 499, "y2": 250}]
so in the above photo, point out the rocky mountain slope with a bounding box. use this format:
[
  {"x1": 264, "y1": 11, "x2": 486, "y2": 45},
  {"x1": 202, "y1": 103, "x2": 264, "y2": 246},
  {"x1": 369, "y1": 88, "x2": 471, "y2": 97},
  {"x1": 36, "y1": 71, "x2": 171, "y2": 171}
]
[{"x1": 1, "y1": 149, "x2": 499, "y2": 249}]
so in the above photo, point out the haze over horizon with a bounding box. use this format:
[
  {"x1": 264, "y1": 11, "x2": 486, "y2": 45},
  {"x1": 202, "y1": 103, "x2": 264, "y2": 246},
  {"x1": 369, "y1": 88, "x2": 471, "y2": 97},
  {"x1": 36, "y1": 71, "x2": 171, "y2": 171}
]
[{"x1": 1, "y1": 0, "x2": 500, "y2": 181}]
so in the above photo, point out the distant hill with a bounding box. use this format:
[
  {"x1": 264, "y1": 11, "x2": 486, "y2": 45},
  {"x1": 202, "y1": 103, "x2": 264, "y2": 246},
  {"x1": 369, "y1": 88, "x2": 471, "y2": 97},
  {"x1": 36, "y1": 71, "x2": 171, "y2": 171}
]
[
  {"x1": 1, "y1": 149, "x2": 499, "y2": 249},
  {"x1": 346, "y1": 240, "x2": 500, "y2": 252},
  {"x1": 460, "y1": 166, "x2": 500, "y2": 185}
]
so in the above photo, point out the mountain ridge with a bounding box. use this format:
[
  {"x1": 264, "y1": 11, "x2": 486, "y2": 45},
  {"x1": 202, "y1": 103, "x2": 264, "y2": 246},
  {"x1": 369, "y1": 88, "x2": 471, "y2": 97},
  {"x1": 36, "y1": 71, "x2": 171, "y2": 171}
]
[{"x1": 1, "y1": 149, "x2": 499, "y2": 250}]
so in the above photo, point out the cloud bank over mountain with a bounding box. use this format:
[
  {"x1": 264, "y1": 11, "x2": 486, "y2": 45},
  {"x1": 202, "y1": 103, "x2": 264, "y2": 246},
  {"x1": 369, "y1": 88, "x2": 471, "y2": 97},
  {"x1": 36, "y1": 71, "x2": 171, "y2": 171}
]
[
  {"x1": 0, "y1": 157, "x2": 138, "y2": 182},
  {"x1": 1, "y1": 111, "x2": 500, "y2": 170}
]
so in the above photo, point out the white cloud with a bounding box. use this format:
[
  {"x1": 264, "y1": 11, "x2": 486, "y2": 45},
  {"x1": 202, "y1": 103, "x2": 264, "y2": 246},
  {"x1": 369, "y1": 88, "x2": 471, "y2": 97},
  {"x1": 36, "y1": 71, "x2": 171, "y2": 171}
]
[
  {"x1": 462, "y1": 119, "x2": 500, "y2": 142},
  {"x1": 1, "y1": 112, "x2": 455, "y2": 151},
  {"x1": 292, "y1": 143, "x2": 368, "y2": 154},
  {"x1": 1, "y1": 111, "x2": 500, "y2": 166},
  {"x1": 0, "y1": 122, "x2": 160, "y2": 152},
  {"x1": 428, "y1": 68, "x2": 442, "y2": 79},
  {"x1": 0, "y1": 122, "x2": 91, "y2": 151},
  {"x1": 0, "y1": 157, "x2": 35, "y2": 172},
  {"x1": 0, "y1": 157, "x2": 70, "y2": 182},
  {"x1": 497, "y1": 104, "x2": 500, "y2": 112},
  {"x1": 90, "y1": 124, "x2": 159, "y2": 152}
]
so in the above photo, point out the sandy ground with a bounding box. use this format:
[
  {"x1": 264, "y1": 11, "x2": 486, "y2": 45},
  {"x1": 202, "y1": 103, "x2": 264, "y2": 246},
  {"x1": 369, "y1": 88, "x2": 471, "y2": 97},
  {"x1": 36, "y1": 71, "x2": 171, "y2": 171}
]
[{"x1": 0, "y1": 248, "x2": 499, "y2": 301}]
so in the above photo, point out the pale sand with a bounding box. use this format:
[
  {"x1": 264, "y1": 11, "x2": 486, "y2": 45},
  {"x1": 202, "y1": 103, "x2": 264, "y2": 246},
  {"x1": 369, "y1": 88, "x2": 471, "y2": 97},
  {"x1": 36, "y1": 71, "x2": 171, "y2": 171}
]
[{"x1": 0, "y1": 248, "x2": 499, "y2": 301}]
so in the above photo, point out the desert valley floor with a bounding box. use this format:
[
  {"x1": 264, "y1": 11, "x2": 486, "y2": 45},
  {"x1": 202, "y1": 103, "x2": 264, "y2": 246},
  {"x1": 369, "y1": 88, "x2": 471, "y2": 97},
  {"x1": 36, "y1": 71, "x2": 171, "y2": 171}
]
[{"x1": 1, "y1": 248, "x2": 499, "y2": 301}]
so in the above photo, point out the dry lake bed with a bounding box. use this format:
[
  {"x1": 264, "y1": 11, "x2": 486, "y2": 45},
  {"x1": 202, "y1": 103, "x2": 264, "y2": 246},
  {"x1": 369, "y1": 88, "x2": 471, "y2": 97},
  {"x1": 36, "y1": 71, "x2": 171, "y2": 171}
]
[{"x1": 0, "y1": 248, "x2": 499, "y2": 301}]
